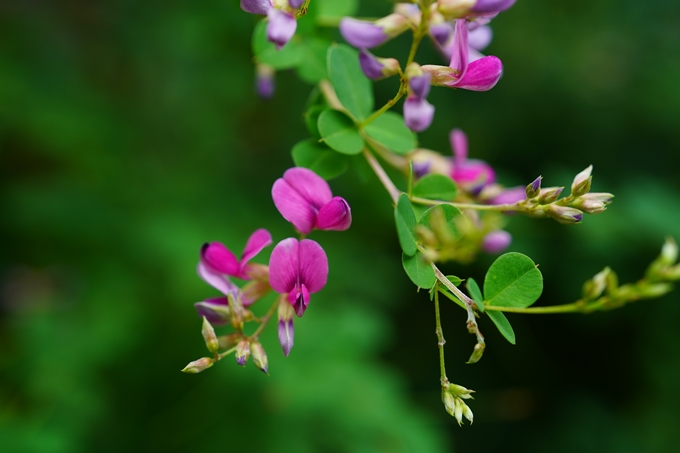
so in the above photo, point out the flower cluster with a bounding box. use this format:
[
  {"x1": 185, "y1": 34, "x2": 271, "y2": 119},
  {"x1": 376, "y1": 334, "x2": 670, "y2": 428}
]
[{"x1": 186, "y1": 166, "x2": 352, "y2": 374}]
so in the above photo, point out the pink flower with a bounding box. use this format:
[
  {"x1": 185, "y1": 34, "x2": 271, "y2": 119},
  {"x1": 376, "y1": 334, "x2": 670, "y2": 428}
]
[
  {"x1": 450, "y1": 129, "x2": 496, "y2": 190},
  {"x1": 272, "y1": 167, "x2": 352, "y2": 235},
  {"x1": 269, "y1": 238, "x2": 328, "y2": 317},
  {"x1": 201, "y1": 228, "x2": 272, "y2": 280}
]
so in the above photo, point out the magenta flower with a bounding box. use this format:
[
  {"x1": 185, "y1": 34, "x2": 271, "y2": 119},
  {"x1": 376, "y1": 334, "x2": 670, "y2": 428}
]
[
  {"x1": 450, "y1": 129, "x2": 496, "y2": 190},
  {"x1": 272, "y1": 167, "x2": 352, "y2": 235},
  {"x1": 201, "y1": 228, "x2": 273, "y2": 280},
  {"x1": 422, "y1": 19, "x2": 502, "y2": 91},
  {"x1": 269, "y1": 238, "x2": 329, "y2": 317},
  {"x1": 194, "y1": 261, "x2": 239, "y2": 325},
  {"x1": 482, "y1": 230, "x2": 512, "y2": 254}
]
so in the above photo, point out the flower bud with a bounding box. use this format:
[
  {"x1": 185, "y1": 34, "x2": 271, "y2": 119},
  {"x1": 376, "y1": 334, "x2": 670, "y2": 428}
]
[
  {"x1": 235, "y1": 340, "x2": 251, "y2": 366},
  {"x1": 538, "y1": 187, "x2": 563, "y2": 205},
  {"x1": 449, "y1": 383, "x2": 475, "y2": 399},
  {"x1": 547, "y1": 205, "x2": 583, "y2": 224},
  {"x1": 278, "y1": 298, "x2": 295, "y2": 356},
  {"x1": 181, "y1": 357, "x2": 214, "y2": 374},
  {"x1": 525, "y1": 176, "x2": 542, "y2": 199},
  {"x1": 339, "y1": 14, "x2": 409, "y2": 49},
  {"x1": 255, "y1": 63, "x2": 275, "y2": 100},
  {"x1": 201, "y1": 316, "x2": 219, "y2": 353},
  {"x1": 442, "y1": 388, "x2": 457, "y2": 416},
  {"x1": 250, "y1": 341, "x2": 269, "y2": 374},
  {"x1": 267, "y1": 9, "x2": 297, "y2": 50},
  {"x1": 582, "y1": 267, "x2": 610, "y2": 300},
  {"x1": 638, "y1": 283, "x2": 673, "y2": 298},
  {"x1": 217, "y1": 333, "x2": 241, "y2": 350},
  {"x1": 466, "y1": 342, "x2": 485, "y2": 364},
  {"x1": 661, "y1": 237, "x2": 679, "y2": 266},
  {"x1": 358, "y1": 49, "x2": 400, "y2": 80},
  {"x1": 241, "y1": 279, "x2": 271, "y2": 305},
  {"x1": 437, "y1": 0, "x2": 476, "y2": 18},
  {"x1": 482, "y1": 230, "x2": 512, "y2": 254},
  {"x1": 571, "y1": 165, "x2": 593, "y2": 197}
]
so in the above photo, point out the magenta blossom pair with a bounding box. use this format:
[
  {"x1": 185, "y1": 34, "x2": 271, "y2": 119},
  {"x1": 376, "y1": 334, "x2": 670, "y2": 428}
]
[
  {"x1": 241, "y1": 0, "x2": 303, "y2": 50},
  {"x1": 272, "y1": 167, "x2": 352, "y2": 235}
]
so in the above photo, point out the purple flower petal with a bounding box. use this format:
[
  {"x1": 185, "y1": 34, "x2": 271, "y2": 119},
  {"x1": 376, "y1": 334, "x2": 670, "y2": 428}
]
[
  {"x1": 450, "y1": 128, "x2": 469, "y2": 164},
  {"x1": 282, "y1": 167, "x2": 333, "y2": 209},
  {"x1": 339, "y1": 17, "x2": 388, "y2": 49},
  {"x1": 471, "y1": 0, "x2": 516, "y2": 14},
  {"x1": 298, "y1": 239, "x2": 328, "y2": 293},
  {"x1": 488, "y1": 186, "x2": 526, "y2": 205},
  {"x1": 240, "y1": 0, "x2": 272, "y2": 15},
  {"x1": 452, "y1": 159, "x2": 496, "y2": 186},
  {"x1": 468, "y1": 24, "x2": 493, "y2": 51},
  {"x1": 267, "y1": 9, "x2": 297, "y2": 50},
  {"x1": 409, "y1": 74, "x2": 431, "y2": 100},
  {"x1": 201, "y1": 242, "x2": 240, "y2": 276},
  {"x1": 288, "y1": 283, "x2": 310, "y2": 317},
  {"x1": 194, "y1": 297, "x2": 230, "y2": 325},
  {"x1": 452, "y1": 55, "x2": 502, "y2": 91},
  {"x1": 430, "y1": 23, "x2": 453, "y2": 46},
  {"x1": 404, "y1": 97, "x2": 435, "y2": 132},
  {"x1": 359, "y1": 49, "x2": 387, "y2": 79},
  {"x1": 482, "y1": 230, "x2": 512, "y2": 254},
  {"x1": 288, "y1": 0, "x2": 304, "y2": 8},
  {"x1": 256, "y1": 66, "x2": 275, "y2": 99},
  {"x1": 241, "y1": 229, "x2": 272, "y2": 269},
  {"x1": 450, "y1": 20, "x2": 469, "y2": 78},
  {"x1": 272, "y1": 167, "x2": 333, "y2": 234},
  {"x1": 269, "y1": 238, "x2": 299, "y2": 294},
  {"x1": 316, "y1": 197, "x2": 352, "y2": 231},
  {"x1": 278, "y1": 318, "x2": 294, "y2": 356},
  {"x1": 197, "y1": 261, "x2": 238, "y2": 296}
]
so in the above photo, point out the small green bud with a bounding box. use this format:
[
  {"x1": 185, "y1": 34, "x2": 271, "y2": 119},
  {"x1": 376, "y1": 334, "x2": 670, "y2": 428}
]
[
  {"x1": 466, "y1": 342, "x2": 485, "y2": 364},
  {"x1": 181, "y1": 357, "x2": 214, "y2": 374},
  {"x1": 201, "y1": 317, "x2": 219, "y2": 354},
  {"x1": 538, "y1": 187, "x2": 564, "y2": 205},
  {"x1": 638, "y1": 283, "x2": 673, "y2": 298},
  {"x1": 442, "y1": 388, "x2": 456, "y2": 417},
  {"x1": 571, "y1": 165, "x2": 593, "y2": 197},
  {"x1": 217, "y1": 333, "x2": 241, "y2": 350},
  {"x1": 661, "y1": 238, "x2": 678, "y2": 266},
  {"x1": 525, "y1": 176, "x2": 542, "y2": 199},
  {"x1": 547, "y1": 205, "x2": 583, "y2": 224},
  {"x1": 228, "y1": 292, "x2": 245, "y2": 332},
  {"x1": 250, "y1": 342, "x2": 269, "y2": 375},
  {"x1": 582, "y1": 267, "x2": 610, "y2": 300},
  {"x1": 449, "y1": 383, "x2": 475, "y2": 399}
]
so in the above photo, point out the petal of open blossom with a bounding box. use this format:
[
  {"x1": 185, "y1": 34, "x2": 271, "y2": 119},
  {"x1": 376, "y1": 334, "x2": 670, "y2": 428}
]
[
  {"x1": 488, "y1": 186, "x2": 526, "y2": 205},
  {"x1": 282, "y1": 167, "x2": 333, "y2": 209},
  {"x1": 197, "y1": 261, "x2": 239, "y2": 296},
  {"x1": 267, "y1": 9, "x2": 297, "y2": 50},
  {"x1": 241, "y1": 229, "x2": 272, "y2": 266},
  {"x1": 409, "y1": 74, "x2": 431, "y2": 100},
  {"x1": 288, "y1": 283, "x2": 311, "y2": 317},
  {"x1": 404, "y1": 97, "x2": 435, "y2": 132},
  {"x1": 450, "y1": 20, "x2": 469, "y2": 78},
  {"x1": 289, "y1": 0, "x2": 304, "y2": 8},
  {"x1": 194, "y1": 297, "x2": 230, "y2": 325},
  {"x1": 471, "y1": 0, "x2": 516, "y2": 14},
  {"x1": 201, "y1": 242, "x2": 240, "y2": 276},
  {"x1": 278, "y1": 319, "x2": 294, "y2": 356},
  {"x1": 450, "y1": 128, "x2": 469, "y2": 164},
  {"x1": 468, "y1": 24, "x2": 493, "y2": 51},
  {"x1": 298, "y1": 239, "x2": 328, "y2": 293},
  {"x1": 453, "y1": 159, "x2": 496, "y2": 186},
  {"x1": 240, "y1": 0, "x2": 272, "y2": 15},
  {"x1": 359, "y1": 49, "x2": 386, "y2": 79},
  {"x1": 339, "y1": 18, "x2": 388, "y2": 49},
  {"x1": 316, "y1": 197, "x2": 352, "y2": 231},
  {"x1": 269, "y1": 238, "x2": 299, "y2": 294},
  {"x1": 452, "y1": 55, "x2": 502, "y2": 91},
  {"x1": 272, "y1": 178, "x2": 318, "y2": 234}
]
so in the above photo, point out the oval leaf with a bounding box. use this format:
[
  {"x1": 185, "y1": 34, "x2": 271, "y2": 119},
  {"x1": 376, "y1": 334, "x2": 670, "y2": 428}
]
[
  {"x1": 291, "y1": 139, "x2": 349, "y2": 180},
  {"x1": 466, "y1": 277, "x2": 485, "y2": 313},
  {"x1": 402, "y1": 251, "x2": 436, "y2": 289},
  {"x1": 395, "y1": 193, "x2": 417, "y2": 256},
  {"x1": 363, "y1": 111, "x2": 417, "y2": 155},
  {"x1": 317, "y1": 109, "x2": 364, "y2": 155},
  {"x1": 484, "y1": 252, "x2": 543, "y2": 308},
  {"x1": 487, "y1": 311, "x2": 516, "y2": 344},
  {"x1": 327, "y1": 44, "x2": 373, "y2": 120},
  {"x1": 296, "y1": 38, "x2": 331, "y2": 83},
  {"x1": 413, "y1": 174, "x2": 458, "y2": 201}
]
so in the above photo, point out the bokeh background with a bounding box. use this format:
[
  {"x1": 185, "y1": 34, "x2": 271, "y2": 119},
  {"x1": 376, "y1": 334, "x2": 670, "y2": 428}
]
[{"x1": 2, "y1": 0, "x2": 680, "y2": 452}]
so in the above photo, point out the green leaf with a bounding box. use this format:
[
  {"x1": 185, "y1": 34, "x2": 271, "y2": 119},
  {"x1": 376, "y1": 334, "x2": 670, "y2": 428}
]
[
  {"x1": 317, "y1": 109, "x2": 364, "y2": 155},
  {"x1": 413, "y1": 174, "x2": 458, "y2": 201},
  {"x1": 402, "y1": 251, "x2": 436, "y2": 289},
  {"x1": 363, "y1": 111, "x2": 417, "y2": 155},
  {"x1": 296, "y1": 38, "x2": 331, "y2": 83},
  {"x1": 252, "y1": 21, "x2": 303, "y2": 69},
  {"x1": 395, "y1": 193, "x2": 418, "y2": 256},
  {"x1": 316, "y1": 0, "x2": 358, "y2": 19},
  {"x1": 484, "y1": 252, "x2": 543, "y2": 308},
  {"x1": 327, "y1": 45, "x2": 373, "y2": 120},
  {"x1": 291, "y1": 138, "x2": 349, "y2": 180},
  {"x1": 305, "y1": 105, "x2": 325, "y2": 139},
  {"x1": 487, "y1": 311, "x2": 516, "y2": 344},
  {"x1": 466, "y1": 277, "x2": 485, "y2": 313},
  {"x1": 446, "y1": 275, "x2": 462, "y2": 287},
  {"x1": 418, "y1": 204, "x2": 465, "y2": 244}
]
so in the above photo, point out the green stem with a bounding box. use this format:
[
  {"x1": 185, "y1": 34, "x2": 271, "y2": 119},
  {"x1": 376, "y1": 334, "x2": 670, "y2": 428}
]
[
  {"x1": 217, "y1": 346, "x2": 238, "y2": 360},
  {"x1": 484, "y1": 302, "x2": 587, "y2": 314},
  {"x1": 250, "y1": 298, "x2": 279, "y2": 340},
  {"x1": 363, "y1": 148, "x2": 400, "y2": 203},
  {"x1": 411, "y1": 196, "x2": 520, "y2": 212},
  {"x1": 360, "y1": 87, "x2": 406, "y2": 127},
  {"x1": 434, "y1": 288, "x2": 449, "y2": 385}
]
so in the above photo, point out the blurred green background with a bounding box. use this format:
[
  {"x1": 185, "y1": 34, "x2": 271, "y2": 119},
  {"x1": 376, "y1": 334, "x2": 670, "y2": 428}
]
[{"x1": 2, "y1": 0, "x2": 680, "y2": 452}]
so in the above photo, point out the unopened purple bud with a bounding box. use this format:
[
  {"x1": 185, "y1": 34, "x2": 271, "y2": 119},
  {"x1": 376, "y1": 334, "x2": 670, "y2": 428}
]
[
  {"x1": 482, "y1": 230, "x2": 512, "y2": 254},
  {"x1": 250, "y1": 342, "x2": 269, "y2": 374},
  {"x1": 404, "y1": 97, "x2": 435, "y2": 132},
  {"x1": 525, "y1": 175, "x2": 542, "y2": 199},
  {"x1": 289, "y1": 0, "x2": 304, "y2": 8},
  {"x1": 358, "y1": 49, "x2": 400, "y2": 80},
  {"x1": 471, "y1": 0, "x2": 517, "y2": 14},
  {"x1": 267, "y1": 9, "x2": 297, "y2": 50},
  {"x1": 548, "y1": 205, "x2": 583, "y2": 225},
  {"x1": 241, "y1": 0, "x2": 272, "y2": 15},
  {"x1": 413, "y1": 160, "x2": 433, "y2": 178},
  {"x1": 409, "y1": 74, "x2": 431, "y2": 100},
  {"x1": 278, "y1": 319, "x2": 294, "y2": 356},
  {"x1": 339, "y1": 18, "x2": 388, "y2": 49},
  {"x1": 255, "y1": 64, "x2": 275, "y2": 99},
  {"x1": 235, "y1": 340, "x2": 251, "y2": 366},
  {"x1": 181, "y1": 357, "x2": 214, "y2": 374}
]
